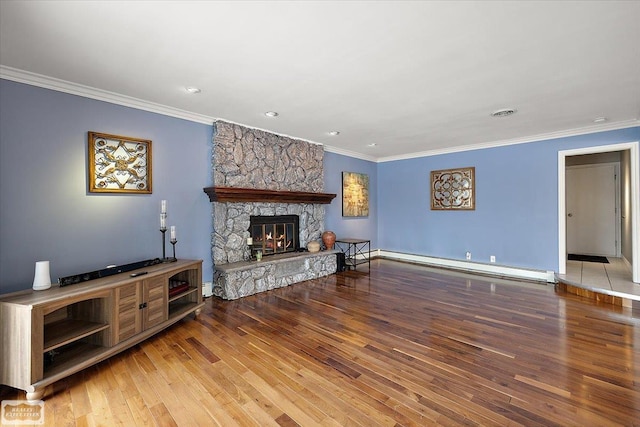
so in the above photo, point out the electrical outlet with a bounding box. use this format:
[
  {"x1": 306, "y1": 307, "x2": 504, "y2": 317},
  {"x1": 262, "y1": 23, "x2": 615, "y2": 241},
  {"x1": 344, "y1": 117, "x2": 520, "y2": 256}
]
[
  {"x1": 490, "y1": 255, "x2": 496, "y2": 263},
  {"x1": 465, "y1": 251, "x2": 471, "y2": 260}
]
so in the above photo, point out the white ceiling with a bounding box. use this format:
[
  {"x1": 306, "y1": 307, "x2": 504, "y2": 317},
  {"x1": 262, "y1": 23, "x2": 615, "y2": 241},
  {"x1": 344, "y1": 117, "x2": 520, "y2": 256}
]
[{"x1": 1, "y1": 1, "x2": 639, "y2": 161}]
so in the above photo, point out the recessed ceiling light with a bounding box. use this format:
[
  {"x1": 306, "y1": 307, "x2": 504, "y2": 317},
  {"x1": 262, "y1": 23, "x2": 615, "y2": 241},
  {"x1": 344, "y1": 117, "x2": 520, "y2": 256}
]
[
  {"x1": 593, "y1": 116, "x2": 608, "y2": 123},
  {"x1": 367, "y1": 143, "x2": 377, "y2": 147},
  {"x1": 491, "y1": 108, "x2": 517, "y2": 117},
  {"x1": 264, "y1": 111, "x2": 279, "y2": 117},
  {"x1": 185, "y1": 86, "x2": 201, "y2": 94},
  {"x1": 328, "y1": 131, "x2": 340, "y2": 136}
]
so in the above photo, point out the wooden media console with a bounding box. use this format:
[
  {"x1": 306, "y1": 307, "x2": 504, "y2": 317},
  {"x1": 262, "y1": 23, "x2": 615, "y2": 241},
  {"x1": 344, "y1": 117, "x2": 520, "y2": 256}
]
[{"x1": 0, "y1": 259, "x2": 203, "y2": 401}]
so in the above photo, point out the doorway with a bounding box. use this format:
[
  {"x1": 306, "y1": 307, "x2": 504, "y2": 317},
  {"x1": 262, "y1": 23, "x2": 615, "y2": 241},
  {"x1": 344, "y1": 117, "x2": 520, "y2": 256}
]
[
  {"x1": 558, "y1": 141, "x2": 639, "y2": 283},
  {"x1": 566, "y1": 163, "x2": 619, "y2": 257}
]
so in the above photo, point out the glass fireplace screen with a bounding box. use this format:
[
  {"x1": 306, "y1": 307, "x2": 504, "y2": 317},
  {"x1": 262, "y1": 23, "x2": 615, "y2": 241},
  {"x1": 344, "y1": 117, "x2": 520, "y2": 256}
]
[{"x1": 249, "y1": 215, "x2": 299, "y2": 256}]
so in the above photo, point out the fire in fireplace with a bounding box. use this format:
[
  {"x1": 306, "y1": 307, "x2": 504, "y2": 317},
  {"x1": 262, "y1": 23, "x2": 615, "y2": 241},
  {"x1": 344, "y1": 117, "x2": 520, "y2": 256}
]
[{"x1": 249, "y1": 215, "x2": 300, "y2": 257}]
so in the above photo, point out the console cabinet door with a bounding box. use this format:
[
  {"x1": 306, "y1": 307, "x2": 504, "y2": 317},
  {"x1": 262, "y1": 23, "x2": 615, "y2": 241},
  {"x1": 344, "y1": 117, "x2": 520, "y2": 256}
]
[
  {"x1": 143, "y1": 275, "x2": 168, "y2": 329},
  {"x1": 114, "y1": 282, "x2": 142, "y2": 343}
]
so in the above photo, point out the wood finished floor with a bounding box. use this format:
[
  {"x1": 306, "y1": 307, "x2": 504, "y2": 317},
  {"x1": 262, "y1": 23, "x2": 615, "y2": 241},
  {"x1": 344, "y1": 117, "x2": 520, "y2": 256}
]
[{"x1": 1, "y1": 259, "x2": 639, "y2": 426}]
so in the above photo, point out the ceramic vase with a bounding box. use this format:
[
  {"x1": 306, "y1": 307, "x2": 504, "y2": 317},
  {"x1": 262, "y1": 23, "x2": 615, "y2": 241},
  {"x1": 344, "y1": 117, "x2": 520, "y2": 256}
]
[
  {"x1": 32, "y1": 260, "x2": 52, "y2": 291},
  {"x1": 321, "y1": 230, "x2": 336, "y2": 250}
]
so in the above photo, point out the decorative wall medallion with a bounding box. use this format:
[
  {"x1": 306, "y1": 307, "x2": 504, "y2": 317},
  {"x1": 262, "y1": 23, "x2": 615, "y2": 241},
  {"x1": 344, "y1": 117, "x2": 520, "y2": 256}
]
[
  {"x1": 430, "y1": 167, "x2": 475, "y2": 210},
  {"x1": 342, "y1": 171, "x2": 369, "y2": 217},
  {"x1": 88, "y1": 132, "x2": 152, "y2": 193}
]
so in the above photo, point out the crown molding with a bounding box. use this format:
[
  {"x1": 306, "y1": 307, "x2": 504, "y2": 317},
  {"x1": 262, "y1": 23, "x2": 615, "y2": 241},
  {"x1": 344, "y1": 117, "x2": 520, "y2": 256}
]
[
  {"x1": 0, "y1": 66, "x2": 331, "y2": 148},
  {"x1": 3, "y1": 65, "x2": 638, "y2": 163},
  {"x1": 377, "y1": 119, "x2": 640, "y2": 163},
  {"x1": 0, "y1": 65, "x2": 215, "y2": 125},
  {"x1": 322, "y1": 144, "x2": 378, "y2": 162}
]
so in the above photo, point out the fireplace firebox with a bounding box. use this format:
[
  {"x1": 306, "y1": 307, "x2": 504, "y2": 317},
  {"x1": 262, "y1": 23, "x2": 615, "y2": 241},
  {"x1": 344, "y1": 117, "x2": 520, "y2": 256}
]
[{"x1": 249, "y1": 215, "x2": 300, "y2": 257}]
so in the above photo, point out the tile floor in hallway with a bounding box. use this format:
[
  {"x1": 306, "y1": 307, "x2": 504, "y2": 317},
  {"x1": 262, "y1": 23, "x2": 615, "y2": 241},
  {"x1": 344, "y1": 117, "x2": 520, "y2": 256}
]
[{"x1": 557, "y1": 257, "x2": 640, "y2": 301}]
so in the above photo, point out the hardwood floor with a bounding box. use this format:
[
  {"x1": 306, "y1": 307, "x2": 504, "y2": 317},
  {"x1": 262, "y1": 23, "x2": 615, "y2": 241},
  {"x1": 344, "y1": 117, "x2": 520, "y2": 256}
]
[{"x1": 2, "y1": 259, "x2": 639, "y2": 426}]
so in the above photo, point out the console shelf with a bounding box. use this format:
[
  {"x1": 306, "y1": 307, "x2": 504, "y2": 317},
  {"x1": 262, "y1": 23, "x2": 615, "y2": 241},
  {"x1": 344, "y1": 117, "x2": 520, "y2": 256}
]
[
  {"x1": 43, "y1": 342, "x2": 106, "y2": 378},
  {"x1": 168, "y1": 287, "x2": 198, "y2": 303},
  {"x1": 0, "y1": 259, "x2": 203, "y2": 401},
  {"x1": 169, "y1": 300, "x2": 200, "y2": 318},
  {"x1": 43, "y1": 320, "x2": 110, "y2": 353}
]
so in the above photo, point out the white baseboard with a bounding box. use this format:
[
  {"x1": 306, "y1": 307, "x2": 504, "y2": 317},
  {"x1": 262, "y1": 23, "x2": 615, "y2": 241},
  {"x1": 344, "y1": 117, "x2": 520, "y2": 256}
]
[{"x1": 375, "y1": 250, "x2": 556, "y2": 283}]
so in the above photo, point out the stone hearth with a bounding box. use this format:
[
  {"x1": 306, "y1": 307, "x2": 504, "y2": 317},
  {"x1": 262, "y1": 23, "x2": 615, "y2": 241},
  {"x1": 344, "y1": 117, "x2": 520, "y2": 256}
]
[{"x1": 213, "y1": 250, "x2": 338, "y2": 300}]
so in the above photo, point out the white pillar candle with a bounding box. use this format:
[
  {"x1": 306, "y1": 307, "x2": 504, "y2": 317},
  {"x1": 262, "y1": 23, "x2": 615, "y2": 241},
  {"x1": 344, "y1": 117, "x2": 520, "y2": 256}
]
[
  {"x1": 160, "y1": 214, "x2": 166, "y2": 229},
  {"x1": 170, "y1": 226, "x2": 176, "y2": 240},
  {"x1": 247, "y1": 237, "x2": 253, "y2": 245},
  {"x1": 161, "y1": 200, "x2": 167, "y2": 214}
]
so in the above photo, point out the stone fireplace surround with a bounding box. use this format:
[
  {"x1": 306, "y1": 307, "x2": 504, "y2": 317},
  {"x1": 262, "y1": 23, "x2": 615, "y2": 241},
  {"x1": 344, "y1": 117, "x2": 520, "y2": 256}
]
[{"x1": 207, "y1": 121, "x2": 337, "y2": 299}]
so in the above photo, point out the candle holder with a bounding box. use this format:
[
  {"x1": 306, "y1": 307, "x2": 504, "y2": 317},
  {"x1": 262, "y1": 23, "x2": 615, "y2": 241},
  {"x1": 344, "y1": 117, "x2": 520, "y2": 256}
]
[
  {"x1": 170, "y1": 238, "x2": 177, "y2": 262},
  {"x1": 159, "y1": 211, "x2": 175, "y2": 263},
  {"x1": 160, "y1": 227, "x2": 172, "y2": 263}
]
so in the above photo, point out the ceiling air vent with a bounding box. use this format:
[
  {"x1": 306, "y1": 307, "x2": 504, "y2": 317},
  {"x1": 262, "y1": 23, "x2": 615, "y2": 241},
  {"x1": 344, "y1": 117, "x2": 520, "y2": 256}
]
[{"x1": 491, "y1": 108, "x2": 517, "y2": 117}]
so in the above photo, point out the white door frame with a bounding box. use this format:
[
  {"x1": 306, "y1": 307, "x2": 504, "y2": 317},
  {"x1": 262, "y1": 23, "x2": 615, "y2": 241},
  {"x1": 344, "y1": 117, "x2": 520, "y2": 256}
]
[{"x1": 558, "y1": 141, "x2": 639, "y2": 282}]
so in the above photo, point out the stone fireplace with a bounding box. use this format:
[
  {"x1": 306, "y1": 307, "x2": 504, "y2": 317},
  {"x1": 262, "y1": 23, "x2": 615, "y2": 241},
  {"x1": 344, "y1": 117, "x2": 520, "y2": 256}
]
[{"x1": 204, "y1": 121, "x2": 337, "y2": 299}]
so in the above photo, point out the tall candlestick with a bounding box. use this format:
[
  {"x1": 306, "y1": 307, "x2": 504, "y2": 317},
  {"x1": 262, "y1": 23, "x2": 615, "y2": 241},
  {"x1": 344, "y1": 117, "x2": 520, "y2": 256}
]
[
  {"x1": 170, "y1": 226, "x2": 176, "y2": 240},
  {"x1": 161, "y1": 200, "x2": 167, "y2": 214}
]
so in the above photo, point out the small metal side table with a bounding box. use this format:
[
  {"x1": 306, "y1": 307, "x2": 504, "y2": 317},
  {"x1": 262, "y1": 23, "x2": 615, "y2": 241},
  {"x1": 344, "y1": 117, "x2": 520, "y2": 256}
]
[{"x1": 335, "y1": 238, "x2": 370, "y2": 272}]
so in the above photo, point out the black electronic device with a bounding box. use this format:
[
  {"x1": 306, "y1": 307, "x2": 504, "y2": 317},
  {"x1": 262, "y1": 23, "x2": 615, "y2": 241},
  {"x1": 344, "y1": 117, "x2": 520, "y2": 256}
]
[
  {"x1": 130, "y1": 271, "x2": 148, "y2": 277},
  {"x1": 58, "y1": 258, "x2": 162, "y2": 287},
  {"x1": 336, "y1": 252, "x2": 346, "y2": 272}
]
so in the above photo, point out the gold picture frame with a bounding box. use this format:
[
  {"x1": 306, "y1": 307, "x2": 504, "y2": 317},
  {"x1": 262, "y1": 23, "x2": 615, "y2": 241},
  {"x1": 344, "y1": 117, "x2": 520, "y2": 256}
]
[
  {"x1": 430, "y1": 167, "x2": 475, "y2": 210},
  {"x1": 88, "y1": 132, "x2": 152, "y2": 193},
  {"x1": 342, "y1": 171, "x2": 369, "y2": 217}
]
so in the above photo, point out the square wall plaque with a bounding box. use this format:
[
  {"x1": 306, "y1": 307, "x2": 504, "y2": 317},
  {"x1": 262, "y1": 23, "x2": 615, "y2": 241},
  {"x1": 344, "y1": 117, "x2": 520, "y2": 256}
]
[
  {"x1": 88, "y1": 132, "x2": 152, "y2": 193},
  {"x1": 430, "y1": 167, "x2": 475, "y2": 210}
]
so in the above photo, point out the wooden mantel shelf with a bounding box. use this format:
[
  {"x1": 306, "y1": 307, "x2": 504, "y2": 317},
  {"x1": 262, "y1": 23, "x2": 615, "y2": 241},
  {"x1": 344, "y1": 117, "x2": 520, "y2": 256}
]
[{"x1": 203, "y1": 186, "x2": 336, "y2": 204}]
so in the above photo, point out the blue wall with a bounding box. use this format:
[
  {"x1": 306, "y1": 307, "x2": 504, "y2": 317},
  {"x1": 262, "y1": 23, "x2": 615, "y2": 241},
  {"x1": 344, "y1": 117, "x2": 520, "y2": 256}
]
[
  {"x1": 378, "y1": 127, "x2": 640, "y2": 271},
  {"x1": 323, "y1": 151, "x2": 378, "y2": 248},
  {"x1": 2, "y1": 79, "x2": 638, "y2": 293},
  {"x1": 0, "y1": 80, "x2": 213, "y2": 294}
]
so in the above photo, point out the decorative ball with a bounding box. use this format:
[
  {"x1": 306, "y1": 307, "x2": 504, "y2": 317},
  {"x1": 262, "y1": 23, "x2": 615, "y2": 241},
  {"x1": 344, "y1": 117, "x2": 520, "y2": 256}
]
[{"x1": 307, "y1": 241, "x2": 320, "y2": 253}]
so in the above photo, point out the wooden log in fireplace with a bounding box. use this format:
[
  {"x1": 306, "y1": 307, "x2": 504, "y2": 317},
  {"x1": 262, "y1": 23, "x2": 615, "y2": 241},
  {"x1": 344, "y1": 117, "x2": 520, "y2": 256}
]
[{"x1": 203, "y1": 186, "x2": 336, "y2": 204}]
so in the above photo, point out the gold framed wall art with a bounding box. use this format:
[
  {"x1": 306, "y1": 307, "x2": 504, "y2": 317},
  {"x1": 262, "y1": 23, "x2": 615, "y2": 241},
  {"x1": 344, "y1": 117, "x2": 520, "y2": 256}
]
[
  {"x1": 342, "y1": 171, "x2": 369, "y2": 217},
  {"x1": 430, "y1": 166, "x2": 475, "y2": 210},
  {"x1": 88, "y1": 131, "x2": 152, "y2": 193}
]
